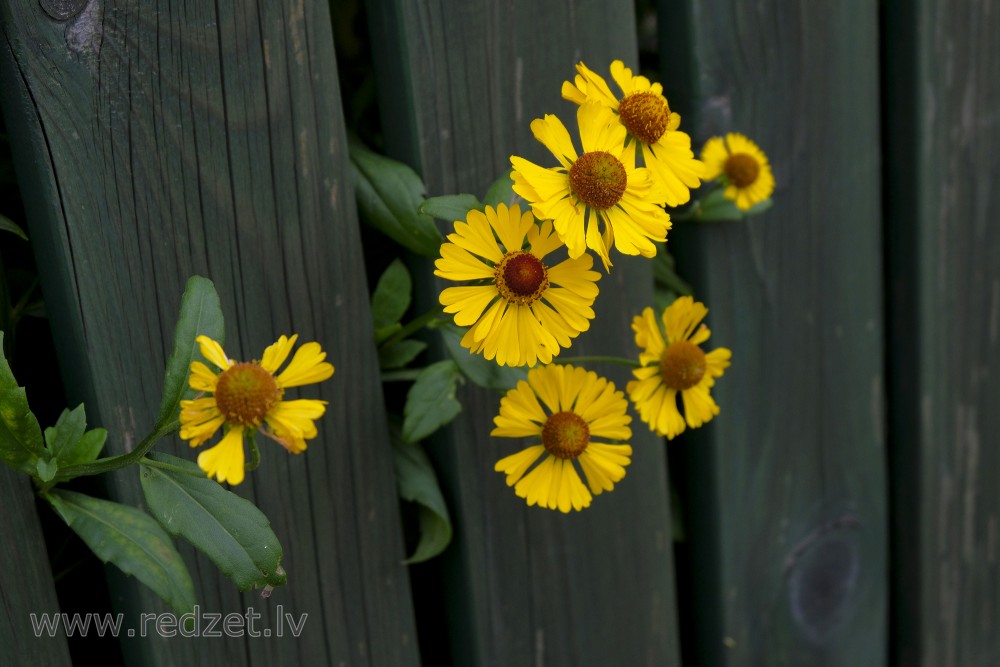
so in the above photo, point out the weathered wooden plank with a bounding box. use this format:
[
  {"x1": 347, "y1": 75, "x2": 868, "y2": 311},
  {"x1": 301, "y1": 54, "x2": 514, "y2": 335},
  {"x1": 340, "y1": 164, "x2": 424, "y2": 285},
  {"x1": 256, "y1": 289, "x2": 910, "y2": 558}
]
[
  {"x1": 0, "y1": 465, "x2": 72, "y2": 665},
  {"x1": 659, "y1": 0, "x2": 887, "y2": 663},
  {"x1": 367, "y1": 2, "x2": 681, "y2": 665},
  {"x1": 0, "y1": 1, "x2": 417, "y2": 664},
  {"x1": 885, "y1": 1, "x2": 1000, "y2": 665}
]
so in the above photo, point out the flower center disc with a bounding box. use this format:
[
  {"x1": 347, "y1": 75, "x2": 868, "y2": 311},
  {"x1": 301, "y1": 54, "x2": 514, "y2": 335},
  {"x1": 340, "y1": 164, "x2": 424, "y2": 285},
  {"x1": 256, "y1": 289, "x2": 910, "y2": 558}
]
[
  {"x1": 659, "y1": 341, "x2": 707, "y2": 390},
  {"x1": 569, "y1": 151, "x2": 628, "y2": 210},
  {"x1": 724, "y1": 153, "x2": 761, "y2": 188},
  {"x1": 541, "y1": 411, "x2": 591, "y2": 459},
  {"x1": 495, "y1": 251, "x2": 549, "y2": 305},
  {"x1": 214, "y1": 362, "x2": 282, "y2": 426},
  {"x1": 618, "y1": 92, "x2": 670, "y2": 145}
]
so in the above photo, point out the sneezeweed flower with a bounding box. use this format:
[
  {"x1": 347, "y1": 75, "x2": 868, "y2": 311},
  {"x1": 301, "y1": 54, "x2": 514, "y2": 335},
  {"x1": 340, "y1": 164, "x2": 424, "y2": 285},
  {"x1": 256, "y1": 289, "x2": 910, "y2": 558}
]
[
  {"x1": 627, "y1": 297, "x2": 731, "y2": 439},
  {"x1": 511, "y1": 101, "x2": 671, "y2": 271},
  {"x1": 434, "y1": 203, "x2": 600, "y2": 367},
  {"x1": 562, "y1": 60, "x2": 706, "y2": 207},
  {"x1": 492, "y1": 364, "x2": 632, "y2": 512},
  {"x1": 179, "y1": 334, "x2": 335, "y2": 484},
  {"x1": 700, "y1": 133, "x2": 775, "y2": 211}
]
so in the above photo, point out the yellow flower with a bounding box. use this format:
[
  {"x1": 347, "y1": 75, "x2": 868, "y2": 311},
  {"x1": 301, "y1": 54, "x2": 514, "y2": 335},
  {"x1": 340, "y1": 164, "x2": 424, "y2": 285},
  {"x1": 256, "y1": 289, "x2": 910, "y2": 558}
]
[
  {"x1": 511, "y1": 101, "x2": 671, "y2": 271},
  {"x1": 626, "y1": 298, "x2": 731, "y2": 439},
  {"x1": 434, "y1": 203, "x2": 600, "y2": 367},
  {"x1": 179, "y1": 334, "x2": 334, "y2": 484},
  {"x1": 562, "y1": 60, "x2": 706, "y2": 207},
  {"x1": 492, "y1": 364, "x2": 632, "y2": 512},
  {"x1": 700, "y1": 133, "x2": 775, "y2": 211}
]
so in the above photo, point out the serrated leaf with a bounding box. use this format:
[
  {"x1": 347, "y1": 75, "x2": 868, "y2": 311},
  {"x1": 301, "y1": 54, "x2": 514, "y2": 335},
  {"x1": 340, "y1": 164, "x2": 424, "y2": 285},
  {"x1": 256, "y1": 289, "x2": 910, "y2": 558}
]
[
  {"x1": 371, "y1": 259, "x2": 412, "y2": 331},
  {"x1": 140, "y1": 453, "x2": 286, "y2": 591},
  {"x1": 348, "y1": 137, "x2": 443, "y2": 257},
  {"x1": 45, "y1": 489, "x2": 196, "y2": 615},
  {"x1": 439, "y1": 324, "x2": 526, "y2": 391},
  {"x1": 484, "y1": 170, "x2": 515, "y2": 208},
  {"x1": 0, "y1": 215, "x2": 27, "y2": 241},
  {"x1": 44, "y1": 405, "x2": 86, "y2": 459},
  {"x1": 391, "y1": 434, "x2": 452, "y2": 563},
  {"x1": 379, "y1": 339, "x2": 427, "y2": 370},
  {"x1": 0, "y1": 332, "x2": 45, "y2": 474},
  {"x1": 155, "y1": 276, "x2": 225, "y2": 430},
  {"x1": 402, "y1": 360, "x2": 462, "y2": 443},
  {"x1": 419, "y1": 194, "x2": 482, "y2": 223}
]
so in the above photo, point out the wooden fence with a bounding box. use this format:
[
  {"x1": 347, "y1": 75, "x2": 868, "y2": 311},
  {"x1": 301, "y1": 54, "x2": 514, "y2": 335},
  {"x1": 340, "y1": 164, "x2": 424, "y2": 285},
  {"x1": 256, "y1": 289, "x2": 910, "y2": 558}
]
[{"x1": 0, "y1": 0, "x2": 996, "y2": 665}]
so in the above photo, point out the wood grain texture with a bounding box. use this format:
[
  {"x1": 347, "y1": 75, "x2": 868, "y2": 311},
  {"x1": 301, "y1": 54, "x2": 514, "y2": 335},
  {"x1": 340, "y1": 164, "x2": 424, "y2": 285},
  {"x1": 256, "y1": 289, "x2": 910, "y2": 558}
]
[
  {"x1": 367, "y1": 1, "x2": 681, "y2": 665},
  {"x1": 0, "y1": 1, "x2": 417, "y2": 664},
  {"x1": 0, "y1": 466, "x2": 72, "y2": 666},
  {"x1": 659, "y1": 0, "x2": 887, "y2": 664},
  {"x1": 885, "y1": 1, "x2": 1000, "y2": 665}
]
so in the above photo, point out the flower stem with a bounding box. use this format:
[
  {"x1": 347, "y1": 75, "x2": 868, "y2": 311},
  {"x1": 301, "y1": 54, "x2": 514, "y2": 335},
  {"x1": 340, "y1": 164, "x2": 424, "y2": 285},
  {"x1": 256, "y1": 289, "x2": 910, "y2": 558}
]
[
  {"x1": 139, "y1": 456, "x2": 206, "y2": 477},
  {"x1": 552, "y1": 356, "x2": 640, "y2": 368},
  {"x1": 245, "y1": 433, "x2": 261, "y2": 472},
  {"x1": 52, "y1": 419, "x2": 181, "y2": 483},
  {"x1": 379, "y1": 305, "x2": 445, "y2": 348},
  {"x1": 380, "y1": 369, "x2": 425, "y2": 382}
]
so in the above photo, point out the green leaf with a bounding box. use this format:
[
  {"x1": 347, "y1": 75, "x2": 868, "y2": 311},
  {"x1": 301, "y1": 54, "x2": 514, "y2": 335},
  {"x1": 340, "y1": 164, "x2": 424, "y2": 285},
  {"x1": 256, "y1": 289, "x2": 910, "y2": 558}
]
[
  {"x1": 45, "y1": 489, "x2": 197, "y2": 615},
  {"x1": 0, "y1": 215, "x2": 27, "y2": 241},
  {"x1": 483, "y1": 170, "x2": 516, "y2": 208},
  {"x1": 439, "y1": 323, "x2": 526, "y2": 391},
  {"x1": 35, "y1": 457, "x2": 57, "y2": 482},
  {"x1": 348, "y1": 137, "x2": 443, "y2": 257},
  {"x1": 391, "y1": 434, "x2": 452, "y2": 563},
  {"x1": 402, "y1": 360, "x2": 462, "y2": 443},
  {"x1": 155, "y1": 276, "x2": 225, "y2": 430},
  {"x1": 419, "y1": 194, "x2": 482, "y2": 223},
  {"x1": 0, "y1": 332, "x2": 45, "y2": 475},
  {"x1": 371, "y1": 259, "x2": 412, "y2": 331},
  {"x1": 379, "y1": 339, "x2": 427, "y2": 370},
  {"x1": 61, "y1": 428, "x2": 107, "y2": 466},
  {"x1": 140, "y1": 453, "x2": 287, "y2": 592},
  {"x1": 44, "y1": 405, "x2": 86, "y2": 459},
  {"x1": 695, "y1": 188, "x2": 771, "y2": 222}
]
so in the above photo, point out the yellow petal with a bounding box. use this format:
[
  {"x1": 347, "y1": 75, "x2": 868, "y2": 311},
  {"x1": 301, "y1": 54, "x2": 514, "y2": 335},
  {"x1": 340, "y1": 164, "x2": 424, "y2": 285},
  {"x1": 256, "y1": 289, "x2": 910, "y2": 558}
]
[
  {"x1": 188, "y1": 361, "x2": 220, "y2": 392},
  {"x1": 260, "y1": 334, "x2": 299, "y2": 373},
  {"x1": 197, "y1": 335, "x2": 232, "y2": 371},
  {"x1": 197, "y1": 426, "x2": 246, "y2": 485},
  {"x1": 275, "y1": 342, "x2": 335, "y2": 388}
]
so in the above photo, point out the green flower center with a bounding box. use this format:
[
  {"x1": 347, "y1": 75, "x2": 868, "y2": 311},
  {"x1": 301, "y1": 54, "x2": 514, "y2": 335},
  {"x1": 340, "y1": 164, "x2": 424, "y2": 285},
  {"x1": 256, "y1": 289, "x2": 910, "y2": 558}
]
[
  {"x1": 659, "y1": 341, "x2": 707, "y2": 391},
  {"x1": 495, "y1": 251, "x2": 549, "y2": 305},
  {"x1": 618, "y1": 91, "x2": 670, "y2": 145},
  {"x1": 724, "y1": 153, "x2": 760, "y2": 188},
  {"x1": 569, "y1": 151, "x2": 628, "y2": 210},
  {"x1": 542, "y1": 411, "x2": 591, "y2": 459},
  {"x1": 214, "y1": 362, "x2": 282, "y2": 426}
]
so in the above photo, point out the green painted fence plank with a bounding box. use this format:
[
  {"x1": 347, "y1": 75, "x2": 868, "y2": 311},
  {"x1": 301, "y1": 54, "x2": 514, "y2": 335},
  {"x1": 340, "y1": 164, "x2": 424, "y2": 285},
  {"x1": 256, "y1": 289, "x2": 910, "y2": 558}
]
[
  {"x1": 659, "y1": 0, "x2": 887, "y2": 664},
  {"x1": 0, "y1": 465, "x2": 72, "y2": 665},
  {"x1": 885, "y1": 1, "x2": 1000, "y2": 665},
  {"x1": 367, "y1": 2, "x2": 681, "y2": 665},
  {"x1": 0, "y1": 1, "x2": 417, "y2": 664}
]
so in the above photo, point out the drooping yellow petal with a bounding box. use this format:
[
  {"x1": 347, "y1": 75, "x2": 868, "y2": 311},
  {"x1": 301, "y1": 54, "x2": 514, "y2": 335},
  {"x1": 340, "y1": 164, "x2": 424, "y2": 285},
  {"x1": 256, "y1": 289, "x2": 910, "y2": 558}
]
[
  {"x1": 275, "y1": 342, "x2": 335, "y2": 388},
  {"x1": 494, "y1": 445, "x2": 546, "y2": 486},
  {"x1": 197, "y1": 426, "x2": 246, "y2": 485}
]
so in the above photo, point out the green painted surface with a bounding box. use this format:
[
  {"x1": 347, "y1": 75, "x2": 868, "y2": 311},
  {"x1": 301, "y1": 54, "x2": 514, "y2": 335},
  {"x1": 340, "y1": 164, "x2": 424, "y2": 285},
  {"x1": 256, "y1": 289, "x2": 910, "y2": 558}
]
[
  {"x1": 886, "y1": 1, "x2": 1000, "y2": 665},
  {"x1": 0, "y1": 1, "x2": 417, "y2": 664},
  {"x1": 660, "y1": 0, "x2": 887, "y2": 664},
  {"x1": 367, "y1": 1, "x2": 681, "y2": 665}
]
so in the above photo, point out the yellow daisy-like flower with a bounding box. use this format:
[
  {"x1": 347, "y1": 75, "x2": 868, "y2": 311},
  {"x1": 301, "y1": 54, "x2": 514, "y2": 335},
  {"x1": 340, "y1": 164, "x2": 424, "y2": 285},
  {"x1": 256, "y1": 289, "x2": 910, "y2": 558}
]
[
  {"x1": 179, "y1": 334, "x2": 335, "y2": 484},
  {"x1": 700, "y1": 133, "x2": 775, "y2": 211},
  {"x1": 626, "y1": 297, "x2": 731, "y2": 440},
  {"x1": 510, "y1": 101, "x2": 671, "y2": 271},
  {"x1": 492, "y1": 364, "x2": 633, "y2": 513},
  {"x1": 562, "y1": 60, "x2": 706, "y2": 207},
  {"x1": 434, "y1": 203, "x2": 600, "y2": 367}
]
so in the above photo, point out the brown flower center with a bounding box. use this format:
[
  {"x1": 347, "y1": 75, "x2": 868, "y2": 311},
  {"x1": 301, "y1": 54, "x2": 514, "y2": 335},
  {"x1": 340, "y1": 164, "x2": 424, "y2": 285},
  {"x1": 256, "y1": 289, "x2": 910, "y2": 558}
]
[
  {"x1": 618, "y1": 91, "x2": 670, "y2": 145},
  {"x1": 659, "y1": 341, "x2": 707, "y2": 390},
  {"x1": 214, "y1": 362, "x2": 282, "y2": 426},
  {"x1": 495, "y1": 251, "x2": 549, "y2": 305},
  {"x1": 569, "y1": 151, "x2": 628, "y2": 210},
  {"x1": 541, "y1": 411, "x2": 590, "y2": 459},
  {"x1": 724, "y1": 153, "x2": 760, "y2": 188}
]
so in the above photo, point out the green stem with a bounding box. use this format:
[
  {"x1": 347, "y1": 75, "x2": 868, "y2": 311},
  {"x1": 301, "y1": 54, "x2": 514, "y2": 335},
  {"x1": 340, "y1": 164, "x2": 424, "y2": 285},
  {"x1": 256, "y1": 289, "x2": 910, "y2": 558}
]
[
  {"x1": 381, "y1": 369, "x2": 424, "y2": 382},
  {"x1": 139, "y1": 456, "x2": 206, "y2": 477},
  {"x1": 245, "y1": 433, "x2": 261, "y2": 471},
  {"x1": 52, "y1": 419, "x2": 180, "y2": 483},
  {"x1": 552, "y1": 355, "x2": 640, "y2": 368},
  {"x1": 379, "y1": 305, "x2": 445, "y2": 348}
]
